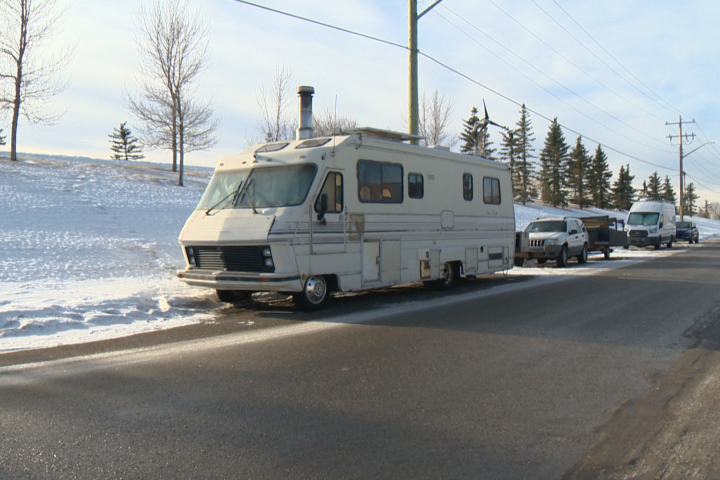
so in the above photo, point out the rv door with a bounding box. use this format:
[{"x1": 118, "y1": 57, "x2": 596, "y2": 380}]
[{"x1": 311, "y1": 171, "x2": 346, "y2": 254}]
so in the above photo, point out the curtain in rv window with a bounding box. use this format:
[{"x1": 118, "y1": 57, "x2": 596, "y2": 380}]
[
  {"x1": 483, "y1": 177, "x2": 501, "y2": 205},
  {"x1": 357, "y1": 160, "x2": 403, "y2": 203}
]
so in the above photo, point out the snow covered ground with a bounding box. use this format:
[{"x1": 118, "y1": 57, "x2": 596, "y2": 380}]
[{"x1": 2, "y1": 154, "x2": 719, "y2": 354}]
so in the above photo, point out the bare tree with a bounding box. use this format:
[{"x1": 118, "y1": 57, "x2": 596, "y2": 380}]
[
  {"x1": 418, "y1": 89, "x2": 454, "y2": 148},
  {"x1": 313, "y1": 108, "x2": 358, "y2": 137},
  {"x1": 255, "y1": 65, "x2": 295, "y2": 142},
  {"x1": 0, "y1": 0, "x2": 71, "y2": 161},
  {"x1": 708, "y1": 201, "x2": 720, "y2": 220},
  {"x1": 127, "y1": 0, "x2": 217, "y2": 186}
]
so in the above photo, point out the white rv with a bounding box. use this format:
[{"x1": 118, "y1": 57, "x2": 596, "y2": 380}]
[
  {"x1": 626, "y1": 199, "x2": 676, "y2": 249},
  {"x1": 177, "y1": 89, "x2": 515, "y2": 310}
]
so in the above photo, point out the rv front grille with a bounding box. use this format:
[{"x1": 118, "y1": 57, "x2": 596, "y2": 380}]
[
  {"x1": 188, "y1": 246, "x2": 275, "y2": 273},
  {"x1": 628, "y1": 230, "x2": 648, "y2": 237}
]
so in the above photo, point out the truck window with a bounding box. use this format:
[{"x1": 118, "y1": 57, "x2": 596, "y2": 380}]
[
  {"x1": 463, "y1": 173, "x2": 473, "y2": 201},
  {"x1": 357, "y1": 160, "x2": 403, "y2": 203},
  {"x1": 483, "y1": 177, "x2": 501, "y2": 205},
  {"x1": 315, "y1": 172, "x2": 344, "y2": 213},
  {"x1": 408, "y1": 173, "x2": 424, "y2": 199}
]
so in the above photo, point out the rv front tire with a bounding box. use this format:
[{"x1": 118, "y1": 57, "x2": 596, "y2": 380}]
[{"x1": 293, "y1": 275, "x2": 328, "y2": 311}]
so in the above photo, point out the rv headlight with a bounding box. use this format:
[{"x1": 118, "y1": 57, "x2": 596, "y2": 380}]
[
  {"x1": 262, "y1": 247, "x2": 272, "y2": 257},
  {"x1": 186, "y1": 247, "x2": 196, "y2": 266},
  {"x1": 544, "y1": 238, "x2": 559, "y2": 246},
  {"x1": 264, "y1": 258, "x2": 274, "y2": 267}
]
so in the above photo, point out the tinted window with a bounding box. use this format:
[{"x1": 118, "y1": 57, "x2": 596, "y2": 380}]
[
  {"x1": 358, "y1": 160, "x2": 403, "y2": 203},
  {"x1": 296, "y1": 138, "x2": 331, "y2": 149},
  {"x1": 483, "y1": 177, "x2": 501, "y2": 205},
  {"x1": 463, "y1": 173, "x2": 473, "y2": 201},
  {"x1": 408, "y1": 173, "x2": 424, "y2": 199}
]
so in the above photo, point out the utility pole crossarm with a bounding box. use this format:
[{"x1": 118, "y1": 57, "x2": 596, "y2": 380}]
[{"x1": 418, "y1": 0, "x2": 443, "y2": 19}]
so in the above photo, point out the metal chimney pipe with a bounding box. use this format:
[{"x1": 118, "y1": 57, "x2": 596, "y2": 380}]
[{"x1": 296, "y1": 85, "x2": 315, "y2": 140}]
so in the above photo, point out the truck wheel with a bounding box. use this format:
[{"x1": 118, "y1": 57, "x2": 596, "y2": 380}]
[
  {"x1": 216, "y1": 290, "x2": 253, "y2": 303},
  {"x1": 603, "y1": 248, "x2": 611, "y2": 260},
  {"x1": 556, "y1": 245, "x2": 568, "y2": 268},
  {"x1": 292, "y1": 275, "x2": 328, "y2": 311},
  {"x1": 514, "y1": 257, "x2": 524, "y2": 267},
  {"x1": 667, "y1": 239, "x2": 673, "y2": 248},
  {"x1": 696, "y1": 236, "x2": 700, "y2": 244},
  {"x1": 577, "y1": 244, "x2": 588, "y2": 264},
  {"x1": 654, "y1": 240, "x2": 661, "y2": 250}
]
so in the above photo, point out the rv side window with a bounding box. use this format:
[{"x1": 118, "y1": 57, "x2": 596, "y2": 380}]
[
  {"x1": 357, "y1": 160, "x2": 403, "y2": 203},
  {"x1": 315, "y1": 172, "x2": 344, "y2": 213},
  {"x1": 408, "y1": 173, "x2": 424, "y2": 199},
  {"x1": 483, "y1": 177, "x2": 501, "y2": 205},
  {"x1": 463, "y1": 174, "x2": 473, "y2": 201}
]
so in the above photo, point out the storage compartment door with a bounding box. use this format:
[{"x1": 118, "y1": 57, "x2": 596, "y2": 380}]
[
  {"x1": 362, "y1": 240, "x2": 380, "y2": 282},
  {"x1": 381, "y1": 240, "x2": 401, "y2": 284}
]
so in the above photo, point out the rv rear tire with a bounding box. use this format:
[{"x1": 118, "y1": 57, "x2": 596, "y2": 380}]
[{"x1": 293, "y1": 275, "x2": 328, "y2": 311}]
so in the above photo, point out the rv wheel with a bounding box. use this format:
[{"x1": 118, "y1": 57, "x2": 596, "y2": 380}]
[
  {"x1": 436, "y1": 262, "x2": 460, "y2": 290},
  {"x1": 293, "y1": 275, "x2": 328, "y2": 311}
]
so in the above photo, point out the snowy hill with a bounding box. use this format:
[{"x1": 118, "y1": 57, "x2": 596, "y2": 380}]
[{"x1": 2, "y1": 155, "x2": 719, "y2": 353}]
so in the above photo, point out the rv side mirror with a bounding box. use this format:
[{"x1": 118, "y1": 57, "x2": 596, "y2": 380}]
[{"x1": 316, "y1": 193, "x2": 329, "y2": 223}]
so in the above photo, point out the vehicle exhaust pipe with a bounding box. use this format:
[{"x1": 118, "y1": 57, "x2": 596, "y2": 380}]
[{"x1": 296, "y1": 85, "x2": 315, "y2": 140}]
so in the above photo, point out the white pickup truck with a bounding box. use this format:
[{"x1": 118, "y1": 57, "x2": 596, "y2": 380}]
[{"x1": 514, "y1": 217, "x2": 590, "y2": 267}]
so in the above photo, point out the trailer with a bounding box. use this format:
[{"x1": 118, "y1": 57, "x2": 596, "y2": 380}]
[{"x1": 578, "y1": 215, "x2": 627, "y2": 259}]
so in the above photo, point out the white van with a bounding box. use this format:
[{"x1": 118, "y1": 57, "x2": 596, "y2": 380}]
[
  {"x1": 626, "y1": 199, "x2": 676, "y2": 249},
  {"x1": 176, "y1": 127, "x2": 516, "y2": 310}
]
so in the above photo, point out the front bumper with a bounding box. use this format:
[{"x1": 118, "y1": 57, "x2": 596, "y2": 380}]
[
  {"x1": 516, "y1": 245, "x2": 563, "y2": 259},
  {"x1": 627, "y1": 236, "x2": 658, "y2": 247},
  {"x1": 176, "y1": 268, "x2": 303, "y2": 292}
]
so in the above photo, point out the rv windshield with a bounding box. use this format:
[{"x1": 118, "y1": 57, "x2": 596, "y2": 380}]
[
  {"x1": 196, "y1": 164, "x2": 317, "y2": 211},
  {"x1": 627, "y1": 212, "x2": 659, "y2": 226},
  {"x1": 526, "y1": 221, "x2": 566, "y2": 233}
]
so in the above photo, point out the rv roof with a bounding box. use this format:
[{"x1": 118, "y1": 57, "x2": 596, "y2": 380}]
[{"x1": 343, "y1": 127, "x2": 423, "y2": 143}]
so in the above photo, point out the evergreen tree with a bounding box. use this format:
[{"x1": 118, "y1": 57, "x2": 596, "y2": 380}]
[
  {"x1": 108, "y1": 122, "x2": 145, "y2": 161},
  {"x1": 611, "y1": 164, "x2": 636, "y2": 211},
  {"x1": 539, "y1": 117, "x2": 569, "y2": 207},
  {"x1": 459, "y1": 107, "x2": 482, "y2": 156},
  {"x1": 514, "y1": 104, "x2": 537, "y2": 204},
  {"x1": 500, "y1": 128, "x2": 519, "y2": 197},
  {"x1": 588, "y1": 145, "x2": 612, "y2": 208},
  {"x1": 684, "y1": 182, "x2": 699, "y2": 216},
  {"x1": 0, "y1": 128, "x2": 5, "y2": 146},
  {"x1": 661, "y1": 175, "x2": 676, "y2": 205},
  {"x1": 567, "y1": 136, "x2": 591, "y2": 208},
  {"x1": 646, "y1": 171, "x2": 662, "y2": 200},
  {"x1": 481, "y1": 127, "x2": 496, "y2": 159}
]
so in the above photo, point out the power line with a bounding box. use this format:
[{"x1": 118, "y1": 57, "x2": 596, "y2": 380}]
[
  {"x1": 433, "y1": 4, "x2": 674, "y2": 153},
  {"x1": 485, "y1": 0, "x2": 667, "y2": 123},
  {"x1": 549, "y1": 0, "x2": 688, "y2": 119},
  {"x1": 232, "y1": 0, "x2": 675, "y2": 172}
]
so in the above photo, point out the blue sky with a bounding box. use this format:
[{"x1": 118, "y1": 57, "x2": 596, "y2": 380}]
[{"x1": 4, "y1": 0, "x2": 720, "y2": 203}]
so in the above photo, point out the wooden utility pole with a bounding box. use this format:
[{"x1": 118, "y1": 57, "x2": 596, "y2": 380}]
[
  {"x1": 408, "y1": 0, "x2": 442, "y2": 145},
  {"x1": 666, "y1": 116, "x2": 695, "y2": 221}
]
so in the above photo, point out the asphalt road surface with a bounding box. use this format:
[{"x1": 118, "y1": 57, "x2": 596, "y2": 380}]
[{"x1": 2, "y1": 241, "x2": 720, "y2": 479}]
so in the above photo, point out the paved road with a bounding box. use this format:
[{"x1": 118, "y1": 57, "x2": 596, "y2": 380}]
[{"x1": 2, "y1": 242, "x2": 720, "y2": 479}]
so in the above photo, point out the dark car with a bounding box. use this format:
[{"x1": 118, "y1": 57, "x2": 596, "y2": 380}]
[{"x1": 676, "y1": 221, "x2": 699, "y2": 244}]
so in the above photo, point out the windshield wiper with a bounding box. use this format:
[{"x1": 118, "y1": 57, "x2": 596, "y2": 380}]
[
  {"x1": 205, "y1": 180, "x2": 244, "y2": 216},
  {"x1": 235, "y1": 177, "x2": 258, "y2": 214}
]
